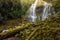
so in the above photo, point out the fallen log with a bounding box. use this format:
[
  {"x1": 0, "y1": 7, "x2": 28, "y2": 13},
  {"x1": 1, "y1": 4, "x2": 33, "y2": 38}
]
[
  {"x1": 0, "y1": 23, "x2": 32, "y2": 39},
  {"x1": 25, "y1": 26, "x2": 40, "y2": 40}
]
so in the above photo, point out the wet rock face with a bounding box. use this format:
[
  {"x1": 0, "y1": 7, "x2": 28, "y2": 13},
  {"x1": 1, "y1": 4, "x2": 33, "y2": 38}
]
[{"x1": 36, "y1": 6, "x2": 43, "y2": 12}]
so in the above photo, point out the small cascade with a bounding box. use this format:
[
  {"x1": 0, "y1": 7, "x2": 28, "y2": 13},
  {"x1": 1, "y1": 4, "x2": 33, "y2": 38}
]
[
  {"x1": 28, "y1": 0, "x2": 38, "y2": 22},
  {"x1": 42, "y1": 1, "x2": 55, "y2": 21},
  {"x1": 28, "y1": 0, "x2": 55, "y2": 22}
]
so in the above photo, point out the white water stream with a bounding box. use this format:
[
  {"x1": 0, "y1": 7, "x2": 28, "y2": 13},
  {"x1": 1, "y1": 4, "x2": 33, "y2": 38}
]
[
  {"x1": 29, "y1": 0, "x2": 55, "y2": 22},
  {"x1": 42, "y1": 1, "x2": 52, "y2": 21},
  {"x1": 29, "y1": 0, "x2": 38, "y2": 22}
]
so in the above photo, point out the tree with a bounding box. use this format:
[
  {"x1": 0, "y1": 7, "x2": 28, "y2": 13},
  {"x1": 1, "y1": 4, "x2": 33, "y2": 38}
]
[{"x1": 0, "y1": 0, "x2": 22, "y2": 22}]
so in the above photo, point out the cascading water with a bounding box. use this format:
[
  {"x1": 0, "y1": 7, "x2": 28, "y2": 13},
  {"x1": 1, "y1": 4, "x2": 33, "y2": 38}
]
[
  {"x1": 28, "y1": 0, "x2": 55, "y2": 22},
  {"x1": 29, "y1": 0, "x2": 38, "y2": 22},
  {"x1": 42, "y1": 1, "x2": 55, "y2": 21}
]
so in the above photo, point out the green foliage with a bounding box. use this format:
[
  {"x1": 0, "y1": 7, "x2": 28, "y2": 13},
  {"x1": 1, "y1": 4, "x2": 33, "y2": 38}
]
[
  {"x1": 15, "y1": 34, "x2": 21, "y2": 37},
  {"x1": 52, "y1": 0, "x2": 60, "y2": 13},
  {"x1": 54, "y1": 12, "x2": 60, "y2": 19},
  {"x1": 0, "y1": 0, "x2": 35, "y2": 22},
  {"x1": 0, "y1": 0, "x2": 22, "y2": 22},
  {"x1": 0, "y1": 20, "x2": 60, "y2": 40},
  {"x1": 52, "y1": 0, "x2": 60, "y2": 20}
]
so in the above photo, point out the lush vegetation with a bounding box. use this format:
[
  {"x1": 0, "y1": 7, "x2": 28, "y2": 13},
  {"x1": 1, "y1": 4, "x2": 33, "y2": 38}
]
[
  {"x1": 0, "y1": 0, "x2": 34, "y2": 22},
  {"x1": 0, "y1": 0, "x2": 60, "y2": 40}
]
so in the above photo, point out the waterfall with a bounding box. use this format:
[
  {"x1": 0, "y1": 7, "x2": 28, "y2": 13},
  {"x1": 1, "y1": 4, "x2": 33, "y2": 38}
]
[
  {"x1": 29, "y1": 0, "x2": 38, "y2": 22},
  {"x1": 28, "y1": 0, "x2": 55, "y2": 22},
  {"x1": 42, "y1": 1, "x2": 55, "y2": 21}
]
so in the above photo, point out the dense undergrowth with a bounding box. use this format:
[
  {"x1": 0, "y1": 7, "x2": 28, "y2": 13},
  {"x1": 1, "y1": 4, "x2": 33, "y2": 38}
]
[{"x1": 0, "y1": 15, "x2": 60, "y2": 40}]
